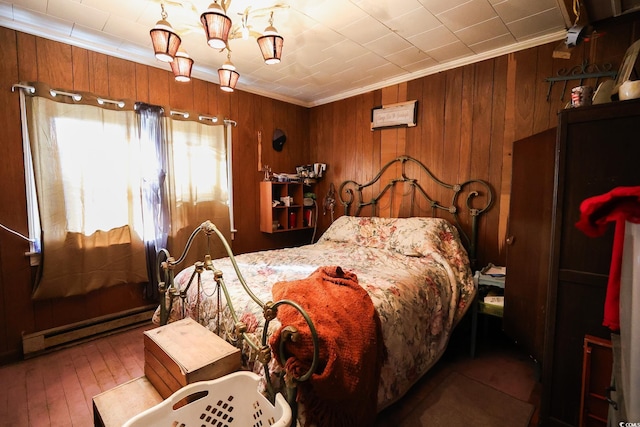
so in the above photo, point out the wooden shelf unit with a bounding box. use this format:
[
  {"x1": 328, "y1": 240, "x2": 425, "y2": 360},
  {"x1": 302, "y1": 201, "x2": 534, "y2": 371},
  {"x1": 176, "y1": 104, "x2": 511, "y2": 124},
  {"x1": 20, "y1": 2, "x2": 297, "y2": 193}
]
[{"x1": 260, "y1": 181, "x2": 315, "y2": 233}]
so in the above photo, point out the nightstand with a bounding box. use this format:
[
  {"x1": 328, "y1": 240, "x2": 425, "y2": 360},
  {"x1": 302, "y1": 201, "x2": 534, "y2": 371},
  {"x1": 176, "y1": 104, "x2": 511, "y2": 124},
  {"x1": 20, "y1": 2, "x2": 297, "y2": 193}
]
[{"x1": 470, "y1": 271, "x2": 505, "y2": 358}]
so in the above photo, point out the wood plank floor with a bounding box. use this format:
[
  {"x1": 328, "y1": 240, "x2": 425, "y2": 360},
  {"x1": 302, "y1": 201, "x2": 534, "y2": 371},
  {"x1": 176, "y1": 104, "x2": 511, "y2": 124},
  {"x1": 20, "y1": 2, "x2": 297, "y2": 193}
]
[
  {"x1": 0, "y1": 318, "x2": 540, "y2": 426},
  {"x1": 375, "y1": 320, "x2": 541, "y2": 427},
  {"x1": 0, "y1": 324, "x2": 154, "y2": 427}
]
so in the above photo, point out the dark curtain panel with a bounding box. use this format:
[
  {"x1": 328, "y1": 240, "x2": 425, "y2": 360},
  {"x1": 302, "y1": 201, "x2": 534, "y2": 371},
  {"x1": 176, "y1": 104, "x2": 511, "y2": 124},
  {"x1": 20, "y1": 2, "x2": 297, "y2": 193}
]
[{"x1": 136, "y1": 102, "x2": 169, "y2": 301}]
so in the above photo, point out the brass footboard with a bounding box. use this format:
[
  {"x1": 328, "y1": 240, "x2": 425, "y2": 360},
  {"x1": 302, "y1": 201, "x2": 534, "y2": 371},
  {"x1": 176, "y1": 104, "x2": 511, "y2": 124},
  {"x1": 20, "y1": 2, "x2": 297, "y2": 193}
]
[{"x1": 156, "y1": 220, "x2": 318, "y2": 424}]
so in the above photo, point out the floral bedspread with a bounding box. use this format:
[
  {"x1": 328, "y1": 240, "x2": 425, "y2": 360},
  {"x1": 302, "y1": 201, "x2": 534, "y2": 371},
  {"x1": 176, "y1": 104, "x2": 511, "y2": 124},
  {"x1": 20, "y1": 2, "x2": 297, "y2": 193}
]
[{"x1": 152, "y1": 216, "x2": 476, "y2": 411}]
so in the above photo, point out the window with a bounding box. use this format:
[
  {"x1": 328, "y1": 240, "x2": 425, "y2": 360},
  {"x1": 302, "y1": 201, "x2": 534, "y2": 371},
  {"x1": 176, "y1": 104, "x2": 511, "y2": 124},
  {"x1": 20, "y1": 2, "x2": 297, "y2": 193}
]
[
  {"x1": 170, "y1": 119, "x2": 228, "y2": 206},
  {"x1": 54, "y1": 115, "x2": 144, "y2": 238},
  {"x1": 19, "y1": 83, "x2": 232, "y2": 299}
]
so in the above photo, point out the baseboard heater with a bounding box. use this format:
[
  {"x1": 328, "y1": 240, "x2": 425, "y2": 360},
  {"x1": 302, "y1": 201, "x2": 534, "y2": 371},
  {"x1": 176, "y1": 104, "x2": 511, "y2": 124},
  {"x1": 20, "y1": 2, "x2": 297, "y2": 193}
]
[{"x1": 22, "y1": 304, "x2": 157, "y2": 358}]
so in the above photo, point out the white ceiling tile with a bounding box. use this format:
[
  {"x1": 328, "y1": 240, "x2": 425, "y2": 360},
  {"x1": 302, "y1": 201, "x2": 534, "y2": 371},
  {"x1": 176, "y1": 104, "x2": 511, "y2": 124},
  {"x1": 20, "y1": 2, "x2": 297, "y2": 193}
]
[
  {"x1": 290, "y1": 46, "x2": 331, "y2": 68},
  {"x1": 352, "y1": 65, "x2": 400, "y2": 85},
  {"x1": 386, "y1": 45, "x2": 432, "y2": 65},
  {"x1": 436, "y1": 0, "x2": 498, "y2": 32},
  {"x1": 181, "y1": 39, "x2": 224, "y2": 68},
  {"x1": 1, "y1": 0, "x2": 571, "y2": 106},
  {"x1": 386, "y1": 46, "x2": 435, "y2": 68},
  {"x1": 274, "y1": 73, "x2": 317, "y2": 89},
  {"x1": 454, "y1": 16, "x2": 510, "y2": 45},
  {"x1": 386, "y1": 6, "x2": 441, "y2": 37},
  {"x1": 353, "y1": 0, "x2": 425, "y2": 23},
  {"x1": 11, "y1": 0, "x2": 46, "y2": 13},
  {"x1": 372, "y1": 62, "x2": 408, "y2": 79},
  {"x1": 364, "y1": 32, "x2": 413, "y2": 57},
  {"x1": 134, "y1": 2, "x2": 165, "y2": 27},
  {"x1": 418, "y1": 0, "x2": 472, "y2": 16},
  {"x1": 401, "y1": 56, "x2": 439, "y2": 73},
  {"x1": 103, "y1": 14, "x2": 151, "y2": 47},
  {"x1": 345, "y1": 50, "x2": 388, "y2": 68},
  {"x1": 426, "y1": 40, "x2": 474, "y2": 62},
  {"x1": 12, "y1": 4, "x2": 74, "y2": 35},
  {"x1": 80, "y1": 0, "x2": 148, "y2": 20},
  {"x1": 469, "y1": 32, "x2": 516, "y2": 53},
  {"x1": 408, "y1": 25, "x2": 459, "y2": 52},
  {"x1": 301, "y1": 0, "x2": 369, "y2": 31},
  {"x1": 296, "y1": 25, "x2": 348, "y2": 52},
  {"x1": 338, "y1": 14, "x2": 389, "y2": 45},
  {"x1": 276, "y1": 9, "x2": 323, "y2": 38},
  {"x1": 47, "y1": 0, "x2": 108, "y2": 30},
  {"x1": 506, "y1": 7, "x2": 566, "y2": 40},
  {"x1": 492, "y1": 0, "x2": 562, "y2": 24},
  {"x1": 322, "y1": 40, "x2": 370, "y2": 63}
]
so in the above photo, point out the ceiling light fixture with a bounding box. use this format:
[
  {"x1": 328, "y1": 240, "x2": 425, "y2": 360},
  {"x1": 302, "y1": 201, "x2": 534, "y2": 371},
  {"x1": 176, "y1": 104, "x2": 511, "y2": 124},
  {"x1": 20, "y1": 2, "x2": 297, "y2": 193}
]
[
  {"x1": 171, "y1": 48, "x2": 194, "y2": 82},
  {"x1": 150, "y1": 3, "x2": 181, "y2": 63},
  {"x1": 149, "y1": 3, "x2": 287, "y2": 90},
  {"x1": 200, "y1": 1, "x2": 233, "y2": 49},
  {"x1": 257, "y1": 12, "x2": 283, "y2": 65},
  {"x1": 218, "y1": 53, "x2": 240, "y2": 92}
]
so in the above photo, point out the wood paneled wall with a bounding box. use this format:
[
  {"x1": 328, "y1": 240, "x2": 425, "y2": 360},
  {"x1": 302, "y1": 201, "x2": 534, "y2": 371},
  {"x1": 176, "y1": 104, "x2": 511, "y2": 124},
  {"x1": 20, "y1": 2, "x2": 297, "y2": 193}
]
[
  {"x1": 310, "y1": 15, "x2": 639, "y2": 270},
  {"x1": 0, "y1": 28, "x2": 309, "y2": 362},
  {"x1": 1, "y1": 14, "x2": 638, "y2": 362}
]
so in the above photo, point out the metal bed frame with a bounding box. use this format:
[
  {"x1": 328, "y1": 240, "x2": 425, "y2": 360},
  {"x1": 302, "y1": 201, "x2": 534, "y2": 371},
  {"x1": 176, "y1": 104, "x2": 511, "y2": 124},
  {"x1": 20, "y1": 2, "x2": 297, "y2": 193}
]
[
  {"x1": 155, "y1": 154, "x2": 494, "y2": 425},
  {"x1": 338, "y1": 155, "x2": 493, "y2": 268},
  {"x1": 155, "y1": 220, "x2": 318, "y2": 423}
]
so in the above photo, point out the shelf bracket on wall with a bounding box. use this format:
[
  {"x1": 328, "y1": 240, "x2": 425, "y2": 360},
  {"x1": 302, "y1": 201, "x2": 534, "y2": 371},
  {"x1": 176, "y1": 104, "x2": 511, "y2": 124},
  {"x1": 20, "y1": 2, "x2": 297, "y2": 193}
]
[{"x1": 545, "y1": 61, "x2": 617, "y2": 101}]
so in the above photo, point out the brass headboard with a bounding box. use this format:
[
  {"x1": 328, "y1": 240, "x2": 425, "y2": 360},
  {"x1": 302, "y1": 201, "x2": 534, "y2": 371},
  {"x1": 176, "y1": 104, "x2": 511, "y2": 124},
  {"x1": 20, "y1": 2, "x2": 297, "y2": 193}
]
[{"x1": 338, "y1": 155, "x2": 493, "y2": 268}]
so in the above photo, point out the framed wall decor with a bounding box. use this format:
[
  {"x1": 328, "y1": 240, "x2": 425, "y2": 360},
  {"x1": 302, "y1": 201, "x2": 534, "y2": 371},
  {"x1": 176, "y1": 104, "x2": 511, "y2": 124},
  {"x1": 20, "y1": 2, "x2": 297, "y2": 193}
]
[
  {"x1": 612, "y1": 39, "x2": 640, "y2": 97},
  {"x1": 371, "y1": 100, "x2": 418, "y2": 130}
]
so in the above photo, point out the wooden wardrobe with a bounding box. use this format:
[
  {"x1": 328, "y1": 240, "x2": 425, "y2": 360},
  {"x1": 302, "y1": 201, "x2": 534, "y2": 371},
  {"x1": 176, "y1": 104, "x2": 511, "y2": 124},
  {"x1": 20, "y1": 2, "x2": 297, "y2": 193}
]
[{"x1": 504, "y1": 98, "x2": 640, "y2": 427}]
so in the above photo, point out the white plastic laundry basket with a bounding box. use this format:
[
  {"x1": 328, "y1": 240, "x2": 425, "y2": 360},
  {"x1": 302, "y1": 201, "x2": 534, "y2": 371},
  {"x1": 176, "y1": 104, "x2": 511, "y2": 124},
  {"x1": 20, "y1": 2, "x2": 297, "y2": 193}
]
[{"x1": 122, "y1": 371, "x2": 292, "y2": 427}]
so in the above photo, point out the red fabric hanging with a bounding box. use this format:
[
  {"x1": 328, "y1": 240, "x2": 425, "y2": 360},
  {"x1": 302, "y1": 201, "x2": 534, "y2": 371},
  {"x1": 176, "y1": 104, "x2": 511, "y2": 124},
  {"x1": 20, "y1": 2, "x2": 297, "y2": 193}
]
[{"x1": 575, "y1": 186, "x2": 640, "y2": 331}]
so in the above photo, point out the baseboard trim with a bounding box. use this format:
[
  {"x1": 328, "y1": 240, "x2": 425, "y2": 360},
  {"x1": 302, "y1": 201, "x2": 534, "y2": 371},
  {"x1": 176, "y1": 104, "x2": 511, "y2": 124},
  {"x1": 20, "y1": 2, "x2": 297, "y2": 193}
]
[{"x1": 22, "y1": 304, "x2": 157, "y2": 359}]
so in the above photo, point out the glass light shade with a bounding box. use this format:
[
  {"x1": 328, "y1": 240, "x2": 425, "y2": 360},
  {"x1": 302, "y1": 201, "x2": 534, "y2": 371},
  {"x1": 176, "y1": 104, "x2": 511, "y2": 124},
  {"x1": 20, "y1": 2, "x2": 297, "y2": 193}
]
[
  {"x1": 218, "y1": 62, "x2": 239, "y2": 92},
  {"x1": 257, "y1": 26, "x2": 283, "y2": 65},
  {"x1": 201, "y1": 3, "x2": 232, "y2": 49},
  {"x1": 170, "y1": 50, "x2": 194, "y2": 82},
  {"x1": 150, "y1": 20, "x2": 181, "y2": 62}
]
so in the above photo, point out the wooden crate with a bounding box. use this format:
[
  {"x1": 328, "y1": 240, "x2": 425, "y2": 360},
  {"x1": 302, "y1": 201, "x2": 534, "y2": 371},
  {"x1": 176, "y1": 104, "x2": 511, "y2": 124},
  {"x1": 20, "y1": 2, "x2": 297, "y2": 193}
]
[
  {"x1": 93, "y1": 376, "x2": 162, "y2": 427},
  {"x1": 143, "y1": 317, "x2": 241, "y2": 398}
]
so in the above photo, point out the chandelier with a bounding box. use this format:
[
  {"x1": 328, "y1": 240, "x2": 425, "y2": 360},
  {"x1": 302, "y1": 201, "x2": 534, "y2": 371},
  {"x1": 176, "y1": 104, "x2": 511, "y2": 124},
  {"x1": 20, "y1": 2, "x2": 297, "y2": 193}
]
[{"x1": 149, "y1": 1, "x2": 286, "y2": 91}]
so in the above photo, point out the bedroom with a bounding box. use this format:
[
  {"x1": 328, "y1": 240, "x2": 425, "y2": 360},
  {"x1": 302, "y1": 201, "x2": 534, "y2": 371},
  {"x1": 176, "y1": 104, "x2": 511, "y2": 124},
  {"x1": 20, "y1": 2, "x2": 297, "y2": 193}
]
[{"x1": 1, "y1": 0, "x2": 639, "y2": 426}]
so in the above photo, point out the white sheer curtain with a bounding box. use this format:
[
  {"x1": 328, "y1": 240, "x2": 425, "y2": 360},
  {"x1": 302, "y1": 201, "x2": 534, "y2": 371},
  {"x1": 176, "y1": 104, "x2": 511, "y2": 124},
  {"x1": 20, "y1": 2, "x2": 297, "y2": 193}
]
[
  {"x1": 165, "y1": 118, "x2": 231, "y2": 267},
  {"x1": 20, "y1": 82, "x2": 232, "y2": 299},
  {"x1": 24, "y1": 90, "x2": 148, "y2": 299}
]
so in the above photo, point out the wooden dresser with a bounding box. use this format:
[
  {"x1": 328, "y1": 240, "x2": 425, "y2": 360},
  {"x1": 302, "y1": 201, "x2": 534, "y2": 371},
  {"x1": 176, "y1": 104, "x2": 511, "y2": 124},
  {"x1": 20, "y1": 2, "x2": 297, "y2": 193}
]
[{"x1": 504, "y1": 98, "x2": 640, "y2": 427}]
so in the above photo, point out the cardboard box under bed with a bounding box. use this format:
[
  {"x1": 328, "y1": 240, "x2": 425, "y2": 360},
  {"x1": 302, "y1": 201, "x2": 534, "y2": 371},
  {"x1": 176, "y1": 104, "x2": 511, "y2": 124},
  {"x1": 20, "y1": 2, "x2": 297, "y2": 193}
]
[{"x1": 143, "y1": 317, "x2": 242, "y2": 398}]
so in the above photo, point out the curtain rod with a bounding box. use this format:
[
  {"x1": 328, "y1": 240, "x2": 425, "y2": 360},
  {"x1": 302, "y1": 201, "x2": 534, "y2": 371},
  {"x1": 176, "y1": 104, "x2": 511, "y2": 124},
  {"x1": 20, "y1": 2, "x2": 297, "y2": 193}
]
[
  {"x1": 170, "y1": 110, "x2": 190, "y2": 119},
  {"x1": 97, "y1": 97, "x2": 125, "y2": 108},
  {"x1": 11, "y1": 83, "x2": 35, "y2": 93},
  {"x1": 50, "y1": 89, "x2": 82, "y2": 101},
  {"x1": 12, "y1": 82, "x2": 236, "y2": 125}
]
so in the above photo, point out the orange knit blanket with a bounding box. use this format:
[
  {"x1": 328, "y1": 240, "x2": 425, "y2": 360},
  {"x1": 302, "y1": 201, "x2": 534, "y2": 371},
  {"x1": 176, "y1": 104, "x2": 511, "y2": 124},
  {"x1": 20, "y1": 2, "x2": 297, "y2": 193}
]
[{"x1": 269, "y1": 266, "x2": 386, "y2": 427}]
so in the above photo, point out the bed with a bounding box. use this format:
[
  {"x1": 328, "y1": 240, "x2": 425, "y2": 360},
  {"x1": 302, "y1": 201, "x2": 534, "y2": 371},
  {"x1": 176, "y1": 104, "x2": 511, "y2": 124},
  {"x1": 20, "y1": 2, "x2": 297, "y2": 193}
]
[{"x1": 152, "y1": 155, "x2": 493, "y2": 426}]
